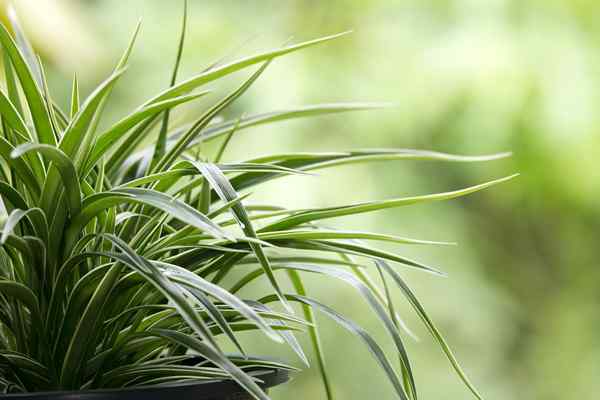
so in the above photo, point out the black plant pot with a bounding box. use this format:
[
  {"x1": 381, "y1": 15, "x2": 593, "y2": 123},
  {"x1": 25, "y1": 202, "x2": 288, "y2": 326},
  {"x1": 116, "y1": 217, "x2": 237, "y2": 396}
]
[{"x1": 0, "y1": 368, "x2": 289, "y2": 400}]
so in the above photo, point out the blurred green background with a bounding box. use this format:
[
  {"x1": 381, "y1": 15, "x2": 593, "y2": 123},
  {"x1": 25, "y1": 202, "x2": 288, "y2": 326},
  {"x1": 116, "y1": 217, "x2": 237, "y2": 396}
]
[{"x1": 7, "y1": 0, "x2": 600, "y2": 399}]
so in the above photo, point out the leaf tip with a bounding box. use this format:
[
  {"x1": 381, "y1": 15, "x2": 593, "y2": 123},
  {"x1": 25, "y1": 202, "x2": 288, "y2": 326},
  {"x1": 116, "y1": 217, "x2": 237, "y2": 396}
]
[
  {"x1": 502, "y1": 172, "x2": 520, "y2": 182},
  {"x1": 9, "y1": 147, "x2": 22, "y2": 159}
]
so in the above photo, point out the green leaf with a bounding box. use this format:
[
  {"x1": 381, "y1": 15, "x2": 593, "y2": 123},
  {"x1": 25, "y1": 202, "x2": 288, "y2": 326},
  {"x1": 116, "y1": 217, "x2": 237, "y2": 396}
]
[
  {"x1": 148, "y1": 328, "x2": 270, "y2": 400},
  {"x1": 115, "y1": 20, "x2": 142, "y2": 71},
  {"x1": 6, "y1": 6, "x2": 42, "y2": 87},
  {"x1": 239, "y1": 262, "x2": 416, "y2": 397},
  {"x1": 70, "y1": 74, "x2": 80, "y2": 118},
  {"x1": 190, "y1": 161, "x2": 292, "y2": 313},
  {"x1": 227, "y1": 149, "x2": 511, "y2": 195},
  {"x1": 0, "y1": 21, "x2": 55, "y2": 146},
  {"x1": 60, "y1": 234, "x2": 219, "y2": 388},
  {"x1": 0, "y1": 137, "x2": 41, "y2": 199},
  {"x1": 0, "y1": 89, "x2": 45, "y2": 183},
  {"x1": 59, "y1": 262, "x2": 123, "y2": 388},
  {"x1": 0, "y1": 90, "x2": 31, "y2": 138},
  {"x1": 3, "y1": 45, "x2": 23, "y2": 118},
  {"x1": 248, "y1": 299, "x2": 309, "y2": 366},
  {"x1": 213, "y1": 115, "x2": 241, "y2": 163},
  {"x1": 266, "y1": 293, "x2": 409, "y2": 400},
  {"x1": 127, "y1": 103, "x2": 388, "y2": 168},
  {"x1": 65, "y1": 187, "x2": 231, "y2": 256},
  {"x1": 0, "y1": 182, "x2": 28, "y2": 211},
  {"x1": 248, "y1": 149, "x2": 511, "y2": 165},
  {"x1": 259, "y1": 229, "x2": 454, "y2": 246},
  {"x1": 270, "y1": 239, "x2": 444, "y2": 276},
  {"x1": 262, "y1": 175, "x2": 518, "y2": 232},
  {"x1": 157, "y1": 260, "x2": 283, "y2": 343},
  {"x1": 201, "y1": 103, "x2": 391, "y2": 143},
  {"x1": 286, "y1": 271, "x2": 332, "y2": 398},
  {"x1": 36, "y1": 57, "x2": 61, "y2": 143},
  {"x1": 0, "y1": 280, "x2": 39, "y2": 316},
  {"x1": 146, "y1": 31, "x2": 351, "y2": 104},
  {"x1": 12, "y1": 143, "x2": 82, "y2": 216},
  {"x1": 374, "y1": 261, "x2": 417, "y2": 399},
  {"x1": 59, "y1": 68, "x2": 127, "y2": 167},
  {"x1": 376, "y1": 260, "x2": 483, "y2": 400},
  {"x1": 118, "y1": 162, "x2": 305, "y2": 191},
  {"x1": 88, "y1": 92, "x2": 209, "y2": 173},
  {"x1": 1, "y1": 208, "x2": 48, "y2": 246},
  {"x1": 152, "y1": 0, "x2": 188, "y2": 169},
  {"x1": 154, "y1": 61, "x2": 271, "y2": 172}
]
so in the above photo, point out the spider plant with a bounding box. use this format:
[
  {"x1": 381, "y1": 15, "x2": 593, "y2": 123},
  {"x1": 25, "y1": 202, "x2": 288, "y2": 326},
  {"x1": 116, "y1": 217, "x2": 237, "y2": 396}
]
[{"x1": 0, "y1": 3, "x2": 516, "y2": 400}]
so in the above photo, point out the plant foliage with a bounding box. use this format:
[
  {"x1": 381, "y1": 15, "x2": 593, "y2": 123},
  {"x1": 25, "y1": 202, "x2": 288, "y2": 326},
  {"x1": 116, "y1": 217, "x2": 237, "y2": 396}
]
[{"x1": 0, "y1": 3, "x2": 515, "y2": 399}]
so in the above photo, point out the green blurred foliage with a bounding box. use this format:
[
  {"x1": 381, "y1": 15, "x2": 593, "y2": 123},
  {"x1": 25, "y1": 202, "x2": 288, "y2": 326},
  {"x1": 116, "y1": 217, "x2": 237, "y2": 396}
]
[{"x1": 14, "y1": 0, "x2": 600, "y2": 398}]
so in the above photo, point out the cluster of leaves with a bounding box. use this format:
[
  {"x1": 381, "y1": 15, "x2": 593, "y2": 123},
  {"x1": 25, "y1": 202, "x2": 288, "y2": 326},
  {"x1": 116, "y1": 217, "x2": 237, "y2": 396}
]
[{"x1": 0, "y1": 4, "x2": 515, "y2": 400}]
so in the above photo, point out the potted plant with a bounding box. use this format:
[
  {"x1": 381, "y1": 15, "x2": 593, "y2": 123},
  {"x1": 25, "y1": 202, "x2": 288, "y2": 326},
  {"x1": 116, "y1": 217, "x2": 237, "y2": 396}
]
[{"x1": 0, "y1": 3, "x2": 516, "y2": 400}]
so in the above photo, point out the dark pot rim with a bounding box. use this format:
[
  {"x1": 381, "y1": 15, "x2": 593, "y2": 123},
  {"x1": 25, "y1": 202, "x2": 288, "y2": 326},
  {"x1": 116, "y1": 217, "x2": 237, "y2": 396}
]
[{"x1": 0, "y1": 368, "x2": 290, "y2": 399}]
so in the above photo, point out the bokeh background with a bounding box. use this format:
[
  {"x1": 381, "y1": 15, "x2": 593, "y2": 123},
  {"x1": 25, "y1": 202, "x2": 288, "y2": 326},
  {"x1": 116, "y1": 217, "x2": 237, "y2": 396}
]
[{"x1": 5, "y1": 0, "x2": 600, "y2": 399}]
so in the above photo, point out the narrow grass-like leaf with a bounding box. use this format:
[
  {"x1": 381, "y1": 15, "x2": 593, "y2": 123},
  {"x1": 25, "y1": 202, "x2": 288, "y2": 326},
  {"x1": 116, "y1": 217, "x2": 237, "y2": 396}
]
[
  {"x1": 259, "y1": 230, "x2": 454, "y2": 246},
  {"x1": 7, "y1": 6, "x2": 41, "y2": 87},
  {"x1": 239, "y1": 262, "x2": 416, "y2": 396},
  {"x1": 36, "y1": 57, "x2": 61, "y2": 142},
  {"x1": 158, "y1": 261, "x2": 283, "y2": 343},
  {"x1": 65, "y1": 187, "x2": 231, "y2": 256},
  {"x1": 264, "y1": 293, "x2": 409, "y2": 400},
  {"x1": 376, "y1": 260, "x2": 483, "y2": 399},
  {"x1": 0, "y1": 22, "x2": 55, "y2": 146},
  {"x1": 70, "y1": 74, "x2": 80, "y2": 118},
  {"x1": 88, "y1": 92, "x2": 209, "y2": 173},
  {"x1": 60, "y1": 235, "x2": 219, "y2": 387},
  {"x1": 201, "y1": 103, "x2": 390, "y2": 143},
  {"x1": 59, "y1": 68, "x2": 127, "y2": 165},
  {"x1": 154, "y1": 61, "x2": 271, "y2": 172},
  {"x1": 12, "y1": 144, "x2": 81, "y2": 216},
  {"x1": 0, "y1": 281, "x2": 39, "y2": 315},
  {"x1": 214, "y1": 115, "x2": 241, "y2": 163},
  {"x1": 0, "y1": 182, "x2": 28, "y2": 211},
  {"x1": 262, "y1": 175, "x2": 518, "y2": 232},
  {"x1": 3, "y1": 47, "x2": 22, "y2": 118},
  {"x1": 286, "y1": 270, "x2": 332, "y2": 398},
  {"x1": 152, "y1": 0, "x2": 188, "y2": 169},
  {"x1": 270, "y1": 239, "x2": 445, "y2": 276},
  {"x1": 146, "y1": 32, "x2": 351, "y2": 105},
  {"x1": 190, "y1": 161, "x2": 292, "y2": 313},
  {"x1": 228, "y1": 150, "x2": 510, "y2": 195},
  {"x1": 1, "y1": 208, "x2": 48, "y2": 246},
  {"x1": 0, "y1": 90, "x2": 30, "y2": 138},
  {"x1": 127, "y1": 103, "x2": 387, "y2": 167},
  {"x1": 148, "y1": 329, "x2": 270, "y2": 400},
  {"x1": 0, "y1": 138, "x2": 41, "y2": 198}
]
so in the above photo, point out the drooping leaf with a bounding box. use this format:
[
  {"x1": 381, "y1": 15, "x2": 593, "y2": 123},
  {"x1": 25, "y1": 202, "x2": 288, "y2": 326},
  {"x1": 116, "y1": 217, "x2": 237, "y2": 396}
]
[
  {"x1": 148, "y1": 329, "x2": 270, "y2": 400},
  {"x1": 65, "y1": 187, "x2": 232, "y2": 256},
  {"x1": 190, "y1": 161, "x2": 292, "y2": 313},
  {"x1": 263, "y1": 293, "x2": 409, "y2": 400},
  {"x1": 11, "y1": 143, "x2": 82, "y2": 216},
  {"x1": 376, "y1": 260, "x2": 483, "y2": 400}
]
